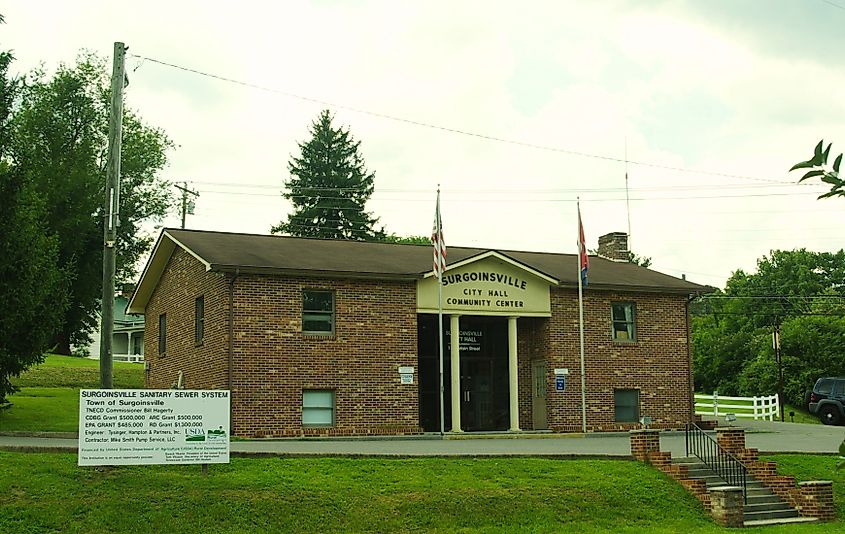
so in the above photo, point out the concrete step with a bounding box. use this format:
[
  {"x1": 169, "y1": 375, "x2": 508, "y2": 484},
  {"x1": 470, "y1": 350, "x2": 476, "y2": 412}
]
[
  {"x1": 744, "y1": 508, "x2": 801, "y2": 521},
  {"x1": 745, "y1": 501, "x2": 796, "y2": 513},
  {"x1": 745, "y1": 494, "x2": 782, "y2": 505},
  {"x1": 672, "y1": 456, "x2": 807, "y2": 525},
  {"x1": 744, "y1": 516, "x2": 818, "y2": 528}
]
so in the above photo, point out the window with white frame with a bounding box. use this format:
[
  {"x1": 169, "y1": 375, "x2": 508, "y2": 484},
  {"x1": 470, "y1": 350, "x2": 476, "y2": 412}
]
[
  {"x1": 302, "y1": 390, "x2": 335, "y2": 426},
  {"x1": 611, "y1": 302, "x2": 636, "y2": 341}
]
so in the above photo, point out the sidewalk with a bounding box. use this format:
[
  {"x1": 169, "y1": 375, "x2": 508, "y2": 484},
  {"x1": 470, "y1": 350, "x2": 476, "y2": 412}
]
[{"x1": 1, "y1": 420, "x2": 842, "y2": 457}]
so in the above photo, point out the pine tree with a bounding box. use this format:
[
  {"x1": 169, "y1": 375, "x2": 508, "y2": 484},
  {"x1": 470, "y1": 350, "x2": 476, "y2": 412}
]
[{"x1": 272, "y1": 110, "x2": 384, "y2": 240}]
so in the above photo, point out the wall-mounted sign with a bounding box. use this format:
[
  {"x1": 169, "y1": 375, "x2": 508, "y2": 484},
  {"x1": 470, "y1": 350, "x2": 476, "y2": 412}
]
[
  {"x1": 416, "y1": 253, "x2": 557, "y2": 317},
  {"x1": 399, "y1": 366, "x2": 415, "y2": 385},
  {"x1": 555, "y1": 376, "x2": 566, "y2": 392},
  {"x1": 554, "y1": 368, "x2": 569, "y2": 376},
  {"x1": 78, "y1": 389, "x2": 230, "y2": 466}
]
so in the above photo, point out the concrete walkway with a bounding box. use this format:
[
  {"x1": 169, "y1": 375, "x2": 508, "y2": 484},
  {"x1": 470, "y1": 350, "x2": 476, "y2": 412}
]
[{"x1": 1, "y1": 420, "x2": 842, "y2": 457}]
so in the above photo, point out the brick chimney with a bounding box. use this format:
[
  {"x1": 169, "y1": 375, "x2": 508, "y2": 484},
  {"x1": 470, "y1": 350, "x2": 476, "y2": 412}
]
[{"x1": 597, "y1": 232, "x2": 629, "y2": 262}]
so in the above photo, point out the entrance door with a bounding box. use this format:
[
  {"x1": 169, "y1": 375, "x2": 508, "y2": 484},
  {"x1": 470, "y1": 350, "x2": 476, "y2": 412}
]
[
  {"x1": 532, "y1": 361, "x2": 548, "y2": 430},
  {"x1": 461, "y1": 359, "x2": 495, "y2": 431}
]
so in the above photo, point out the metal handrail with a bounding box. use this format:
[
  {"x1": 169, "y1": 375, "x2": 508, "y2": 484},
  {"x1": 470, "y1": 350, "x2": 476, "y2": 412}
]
[{"x1": 685, "y1": 423, "x2": 748, "y2": 503}]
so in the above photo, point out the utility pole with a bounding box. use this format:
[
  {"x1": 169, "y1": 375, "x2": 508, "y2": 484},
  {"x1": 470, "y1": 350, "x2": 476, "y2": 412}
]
[
  {"x1": 99, "y1": 42, "x2": 127, "y2": 389},
  {"x1": 773, "y1": 318, "x2": 784, "y2": 422},
  {"x1": 174, "y1": 182, "x2": 199, "y2": 229}
]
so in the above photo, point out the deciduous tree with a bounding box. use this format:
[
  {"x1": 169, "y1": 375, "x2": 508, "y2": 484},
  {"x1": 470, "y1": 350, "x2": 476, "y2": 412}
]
[
  {"x1": 0, "y1": 49, "x2": 68, "y2": 404},
  {"x1": 693, "y1": 249, "x2": 845, "y2": 406},
  {"x1": 10, "y1": 52, "x2": 173, "y2": 353}
]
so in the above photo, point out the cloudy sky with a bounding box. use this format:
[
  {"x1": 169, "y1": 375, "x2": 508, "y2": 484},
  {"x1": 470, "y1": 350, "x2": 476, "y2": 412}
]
[{"x1": 3, "y1": 1, "x2": 845, "y2": 288}]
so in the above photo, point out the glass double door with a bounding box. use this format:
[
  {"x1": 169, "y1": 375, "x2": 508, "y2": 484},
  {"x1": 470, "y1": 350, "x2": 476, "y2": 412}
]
[
  {"x1": 417, "y1": 315, "x2": 510, "y2": 432},
  {"x1": 460, "y1": 358, "x2": 496, "y2": 431}
]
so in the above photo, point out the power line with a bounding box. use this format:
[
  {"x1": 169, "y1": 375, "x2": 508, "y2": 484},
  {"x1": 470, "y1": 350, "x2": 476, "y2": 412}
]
[
  {"x1": 187, "y1": 179, "x2": 810, "y2": 193},
  {"x1": 131, "y1": 53, "x2": 802, "y2": 186},
  {"x1": 196, "y1": 188, "x2": 828, "y2": 202},
  {"x1": 702, "y1": 295, "x2": 845, "y2": 300},
  {"x1": 821, "y1": 0, "x2": 845, "y2": 10}
]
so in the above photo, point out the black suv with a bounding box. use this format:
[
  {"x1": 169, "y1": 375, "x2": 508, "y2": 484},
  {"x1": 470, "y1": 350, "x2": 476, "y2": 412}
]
[{"x1": 808, "y1": 377, "x2": 845, "y2": 425}]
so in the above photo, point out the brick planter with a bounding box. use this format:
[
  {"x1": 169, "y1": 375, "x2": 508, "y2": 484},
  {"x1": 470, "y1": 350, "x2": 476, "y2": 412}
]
[
  {"x1": 630, "y1": 429, "x2": 660, "y2": 461},
  {"x1": 710, "y1": 486, "x2": 744, "y2": 528},
  {"x1": 715, "y1": 427, "x2": 746, "y2": 455},
  {"x1": 799, "y1": 481, "x2": 835, "y2": 521}
]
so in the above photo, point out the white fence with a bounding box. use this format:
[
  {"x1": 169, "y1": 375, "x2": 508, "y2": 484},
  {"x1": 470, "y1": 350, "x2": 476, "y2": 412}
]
[{"x1": 694, "y1": 392, "x2": 780, "y2": 421}]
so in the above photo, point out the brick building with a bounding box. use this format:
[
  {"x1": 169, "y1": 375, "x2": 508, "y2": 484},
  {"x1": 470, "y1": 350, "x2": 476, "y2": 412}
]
[{"x1": 128, "y1": 229, "x2": 709, "y2": 437}]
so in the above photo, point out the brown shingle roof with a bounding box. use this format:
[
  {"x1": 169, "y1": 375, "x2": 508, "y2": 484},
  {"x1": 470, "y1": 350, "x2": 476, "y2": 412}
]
[
  {"x1": 165, "y1": 228, "x2": 708, "y2": 292},
  {"x1": 129, "y1": 228, "x2": 710, "y2": 314}
]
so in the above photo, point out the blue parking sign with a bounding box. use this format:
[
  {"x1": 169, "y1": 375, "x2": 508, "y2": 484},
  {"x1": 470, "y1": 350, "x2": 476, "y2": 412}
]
[{"x1": 555, "y1": 376, "x2": 566, "y2": 392}]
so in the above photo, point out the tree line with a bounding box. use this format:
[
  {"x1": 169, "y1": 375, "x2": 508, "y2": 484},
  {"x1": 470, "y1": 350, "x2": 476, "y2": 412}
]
[
  {"x1": 693, "y1": 141, "x2": 845, "y2": 408},
  {"x1": 1, "y1": 33, "x2": 172, "y2": 403}
]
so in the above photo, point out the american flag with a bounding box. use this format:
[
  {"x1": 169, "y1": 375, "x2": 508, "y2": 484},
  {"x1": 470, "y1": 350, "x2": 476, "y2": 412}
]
[{"x1": 431, "y1": 190, "x2": 446, "y2": 278}]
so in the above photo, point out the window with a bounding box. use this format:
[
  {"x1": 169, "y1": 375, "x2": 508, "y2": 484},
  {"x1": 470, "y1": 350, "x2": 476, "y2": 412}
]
[
  {"x1": 611, "y1": 302, "x2": 636, "y2": 341},
  {"x1": 615, "y1": 389, "x2": 640, "y2": 422},
  {"x1": 195, "y1": 296, "x2": 204, "y2": 345},
  {"x1": 302, "y1": 390, "x2": 335, "y2": 426},
  {"x1": 303, "y1": 290, "x2": 334, "y2": 334},
  {"x1": 158, "y1": 313, "x2": 167, "y2": 355},
  {"x1": 817, "y1": 379, "x2": 834, "y2": 396}
]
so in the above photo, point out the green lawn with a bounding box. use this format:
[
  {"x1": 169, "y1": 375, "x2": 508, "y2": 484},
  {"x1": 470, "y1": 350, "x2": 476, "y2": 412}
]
[
  {"x1": 10, "y1": 354, "x2": 145, "y2": 389},
  {"x1": 0, "y1": 455, "x2": 749, "y2": 533},
  {"x1": 0, "y1": 453, "x2": 840, "y2": 533},
  {"x1": 1, "y1": 355, "x2": 145, "y2": 433},
  {"x1": 0, "y1": 388, "x2": 79, "y2": 432}
]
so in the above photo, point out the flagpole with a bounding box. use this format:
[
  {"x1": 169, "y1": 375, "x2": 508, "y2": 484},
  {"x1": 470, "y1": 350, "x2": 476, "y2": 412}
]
[
  {"x1": 436, "y1": 188, "x2": 445, "y2": 436},
  {"x1": 577, "y1": 199, "x2": 587, "y2": 433}
]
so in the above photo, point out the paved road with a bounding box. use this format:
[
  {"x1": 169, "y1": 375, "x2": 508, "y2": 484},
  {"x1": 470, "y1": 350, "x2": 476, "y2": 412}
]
[{"x1": 1, "y1": 419, "x2": 842, "y2": 457}]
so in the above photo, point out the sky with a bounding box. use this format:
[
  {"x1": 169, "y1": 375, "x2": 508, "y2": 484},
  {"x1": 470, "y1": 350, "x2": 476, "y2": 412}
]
[{"x1": 2, "y1": 0, "x2": 845, "y2": 289}]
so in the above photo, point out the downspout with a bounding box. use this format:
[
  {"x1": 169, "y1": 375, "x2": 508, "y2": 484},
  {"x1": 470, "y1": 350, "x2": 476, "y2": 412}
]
[
  {"x1": 227, "y1": 269, "x2": 240, "y2": 433},
  {"x1": 685, "y1": 294, "x2": 696, "y2": 425}
]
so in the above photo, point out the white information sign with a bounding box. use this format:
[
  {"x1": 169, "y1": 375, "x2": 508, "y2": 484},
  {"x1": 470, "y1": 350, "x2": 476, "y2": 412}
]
[{"x1": 78, "y1": 389, "x2": 230, "y2": 466}]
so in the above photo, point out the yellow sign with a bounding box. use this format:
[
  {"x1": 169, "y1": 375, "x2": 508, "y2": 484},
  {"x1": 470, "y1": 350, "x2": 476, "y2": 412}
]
[{"x1": 417, "y1": 252, "x2": 556, "y2": 317}]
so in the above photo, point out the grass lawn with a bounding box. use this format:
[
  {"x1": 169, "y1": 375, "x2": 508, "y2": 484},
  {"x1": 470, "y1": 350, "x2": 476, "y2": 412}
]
[
  {"x1": 10, "y1": 354, "x2": 145, "y2": 389},
  {"x1": 0, "y1": 453, "x2": 841, "y2": 533},
  {"x1": 0, "y1": 455, "x2": 743, "y2": 533},
  {"x1": 1, "y1": 355, "x2": 145, "y2": 433},
  {"x1": 0, "y1": 388, "x2": 79, "y2": 432}
]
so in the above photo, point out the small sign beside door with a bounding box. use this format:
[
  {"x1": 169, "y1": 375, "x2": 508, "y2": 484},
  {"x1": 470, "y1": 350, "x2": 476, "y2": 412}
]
[
  {"x1": 555, "y1": 376, "x2": 566, "y2": 392},
  {"x1": 399, "y1": 366, "x2": 414, "y2": 385}
]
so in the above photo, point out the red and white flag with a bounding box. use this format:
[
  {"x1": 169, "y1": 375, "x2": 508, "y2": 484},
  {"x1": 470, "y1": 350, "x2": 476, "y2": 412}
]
[{"x1": 431, "y1": 190, "x2": 446, "y2": 278}]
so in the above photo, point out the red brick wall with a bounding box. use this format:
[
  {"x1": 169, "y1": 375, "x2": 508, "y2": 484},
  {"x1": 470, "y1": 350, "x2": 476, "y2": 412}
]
[
  {"x1": 229, "y1": 275, "x2": 419, "y2": 437},
  {"x1": 544, "y1": 289, "x2": 693, "y2": 431},
  {"x1": 144, "y1": 249, "x2": 229, "y2": 391},
  {"x1": 144, "y1": 249, "x2": 694, "y2": 436}
]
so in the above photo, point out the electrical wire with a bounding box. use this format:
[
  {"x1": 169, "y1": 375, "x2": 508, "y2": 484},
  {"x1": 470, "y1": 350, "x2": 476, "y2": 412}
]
[{"x1": 130, "y1": 52, "x2": 807, "y2": 186}]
